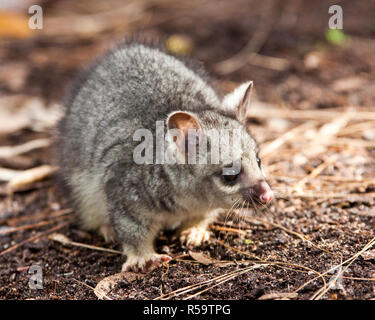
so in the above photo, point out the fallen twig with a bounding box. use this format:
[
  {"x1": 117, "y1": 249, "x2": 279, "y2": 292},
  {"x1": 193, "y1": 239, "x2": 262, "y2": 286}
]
[
  {"x1": 49, "y1": 233, "x2": 122, "y2": 255},
  {"x1": 0, "y1": 138, "x2": 50, "y2": 159},
  {"x1": 310, "y1": 236, "x2": 375, "y2": 300},
  {"x1": 0, "y1": 222, "x2": 70, "y2": 257},
  {"x1": 0, "y1": 214, "x2": 73, "y2": 236},
  {"x1": 245, "y1": 217, "x2": 339, "y2": 257},
  {"x1": 6, "y1": 165, "x2": 58, "y2": 192},
  {"x1": 292, "y1": 155, "x2": 338, "y2": 194},
  {"x1": 209, "y1": 224, "x2": 247, "y2": 236},
  {"x1": 247, "y1": 107, "x2": 375, "y2": 121},
  {"x1": 260, "y1": 122, "x2": 315, "y2": 158}
]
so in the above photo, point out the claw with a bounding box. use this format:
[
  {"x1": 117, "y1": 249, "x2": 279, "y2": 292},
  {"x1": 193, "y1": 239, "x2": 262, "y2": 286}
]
[
  {"x1": 121, "y1": 253, "x2": 171, "y2": 273},
  {"x1": 180, "y1": 227, "x2": 211, "y2": 247}
]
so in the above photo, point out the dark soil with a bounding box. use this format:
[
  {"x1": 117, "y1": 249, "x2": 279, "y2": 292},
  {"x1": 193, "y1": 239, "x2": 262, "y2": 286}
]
[{"x1": 0, "y1": 0, "x2": 375, "y2": 300}]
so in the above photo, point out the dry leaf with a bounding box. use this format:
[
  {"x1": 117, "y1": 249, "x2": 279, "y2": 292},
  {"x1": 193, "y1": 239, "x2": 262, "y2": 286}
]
[
  {"x1": 189, "y1": 251, "x2": 219, "y2": 265},
  {"x1": 94, "y1": 272, "x2": 145, "y2": 300},
  {"x1": 258, "y1": 292, "x2": 298, "y2": 300},
  {"x1": 48, "y1": 233, "x2": 71, "y2": 245},
  {"x1": 361, "y1": 249, "x2": 375, "y2": 261}
]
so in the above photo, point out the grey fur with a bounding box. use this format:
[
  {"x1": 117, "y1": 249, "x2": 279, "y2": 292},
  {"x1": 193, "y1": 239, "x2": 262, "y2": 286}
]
[{"x1": 57, "y1": 41, "x2": 269, "y2": 269}]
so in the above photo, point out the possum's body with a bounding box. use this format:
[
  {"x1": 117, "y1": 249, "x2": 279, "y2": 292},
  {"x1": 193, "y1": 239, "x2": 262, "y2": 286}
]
[{"x1": 57, "y1": 41, "x2": 273, "y2": 272}]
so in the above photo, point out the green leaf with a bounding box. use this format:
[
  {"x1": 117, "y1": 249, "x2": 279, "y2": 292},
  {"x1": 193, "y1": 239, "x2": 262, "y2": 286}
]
[{"x1": 325, "y1": 29, "x2": 349, "y2": 46}]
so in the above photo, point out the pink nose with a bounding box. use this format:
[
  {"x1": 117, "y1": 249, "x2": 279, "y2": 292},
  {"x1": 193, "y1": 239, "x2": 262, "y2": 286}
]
[
  {"x1": 260, "y1": 190, "x2": 273, "y2": 203},
  {"x1": 255, "y1": 180, "x2": 274, "y2": 204}
]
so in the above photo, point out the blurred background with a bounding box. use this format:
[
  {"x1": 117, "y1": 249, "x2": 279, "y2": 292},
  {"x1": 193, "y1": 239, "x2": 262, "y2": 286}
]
[
  {"x1": 1, "y1": 0, "x2": 375, "y2": 105},
  {"x1": 1, "y1": 0, "x2": 375, "y2": 300}
]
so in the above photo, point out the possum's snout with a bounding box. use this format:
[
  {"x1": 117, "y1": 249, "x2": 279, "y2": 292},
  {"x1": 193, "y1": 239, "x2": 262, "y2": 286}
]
[{"x1": 243, "y1": 180, "x2": 273, "y2": 204}]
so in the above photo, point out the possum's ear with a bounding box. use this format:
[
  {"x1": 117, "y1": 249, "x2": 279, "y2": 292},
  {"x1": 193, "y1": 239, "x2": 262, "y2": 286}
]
[
  {"x1": 222, "y1": 81, "x2": 253, "y2": 123},
  {"x1": 167, "y1": 111, "x2": 201, "y2": 154},
  {"x1": 237, "y1": 81, "x2": 253, "y2": 123}
]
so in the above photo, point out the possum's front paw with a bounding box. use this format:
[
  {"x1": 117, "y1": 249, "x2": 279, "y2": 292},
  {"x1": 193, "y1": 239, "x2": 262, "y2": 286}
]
[
  {"x1": 180, "y1": 227, "x2": 211, "y2": 247},
  {"x1": 121, "y1": 253, "x2": 171, "y2": 273}
]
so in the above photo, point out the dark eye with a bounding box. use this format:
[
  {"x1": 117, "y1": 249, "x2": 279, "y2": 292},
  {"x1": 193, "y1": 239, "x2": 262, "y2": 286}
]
[
  {"x1": 221, "y1": 168, "x2": 241, "y2": 185},
  {"x1": 256, "y1": 154, "x2": 261, "y2": 168}
]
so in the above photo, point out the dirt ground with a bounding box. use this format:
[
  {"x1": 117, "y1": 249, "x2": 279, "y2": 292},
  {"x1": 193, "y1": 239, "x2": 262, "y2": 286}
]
[{"x1": 0, "y1": 0, "x2": 375, "y2": 300}]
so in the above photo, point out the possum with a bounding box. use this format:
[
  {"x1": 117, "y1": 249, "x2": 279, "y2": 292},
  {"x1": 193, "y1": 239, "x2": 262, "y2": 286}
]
[{"x1": 57, "y1": 41, "x2": 273, "y2": 272}]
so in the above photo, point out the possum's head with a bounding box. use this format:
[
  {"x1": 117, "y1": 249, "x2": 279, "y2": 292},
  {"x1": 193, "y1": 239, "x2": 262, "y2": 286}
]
[{"x1": 166, "y1": 81, "x2": 273, "y2": 210}]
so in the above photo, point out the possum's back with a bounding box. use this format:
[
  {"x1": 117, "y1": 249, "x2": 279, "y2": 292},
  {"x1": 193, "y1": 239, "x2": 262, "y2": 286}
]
[{"x1": 58, "y1": 43, "x2": 220, "y2": 173}]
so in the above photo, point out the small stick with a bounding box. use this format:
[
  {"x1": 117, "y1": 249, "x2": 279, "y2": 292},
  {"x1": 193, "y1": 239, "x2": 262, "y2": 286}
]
[
  {"x1": 272, "y1": 174, "x2": 372, "y2": 183},
  {"x1": 0, "y1": 222, "x2": 70, "y2": 257},
  {"x1": 310, "y1": 236, "x2": 375, "y2": 300},
  {"x1": 215, "y1": 239, "x2": 261, "y2": 260},
  {"x1": 292, "y1": 155, "x2": 338, "y2": 194},
  {"x1": 245, "y1": 217, "x2": 338, "y2": 257},
  {"x1": 156, "y1": 264, "x2": 265, "y2": 300},
  {"x1": 0, "y1": 139, "x2": 50, "y2": 159},
  {"x1": 6, "y1": 165, "x2": 58, "y2": 192},
  {"x1": 291, "y1": 192, "x2": 375, "y2": 199},
  {"x1": 49, "y1": 233, "x2": 122, "y2": 255},
  {"x1": 260, "y1": 122, "x2": 315, "y2": 158},
  {"x1": 247, "y1": 108, "x2": 375, "y2": 121},
  {"x1": 0, "y1": 214, "x2": 73, "y2": 235},
  {"x1": 5, "y1": 208, "x2": 73, "y2": 225},
  {"x1": 209, "y1": 225, "x2": 247, "y2": 236},
  {"x1": 0, "y1": 168, "x2": 21, "y2": 181},
  {"x1": 248, "y1": 53, "x2": 290, "y2": 71},
  {"x1": 184, "y1": 265, "x2": 263, "y2": 300},
  {"x1": 338, "y1": 121, "x2": 375, "y2": 136},
  {"x1": 214, "y1": 239, "x2": 327, "y2": 289}
]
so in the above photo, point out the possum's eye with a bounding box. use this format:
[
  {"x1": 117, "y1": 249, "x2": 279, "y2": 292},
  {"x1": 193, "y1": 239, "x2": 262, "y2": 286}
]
[
  {"x1": 256, "y1": 153, "x2": 261, "y2": 168},
  {"x1": 221, "y1": 167, "x2": 241, "y2": 185}
]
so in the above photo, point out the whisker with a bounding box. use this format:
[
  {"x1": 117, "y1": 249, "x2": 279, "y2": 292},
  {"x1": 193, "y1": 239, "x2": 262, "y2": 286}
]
[
  {"x1": 236, "y1": 200, "x2": 249, "y2": 228},
  {"x1": 235, "y1": 200, "x2": 246, "y2": 225},
  {"x1": 224, "y1": 198, "x2": 241, "y2": 227},
  {"x1": 250, "y1": 197, "x2": 262, "y2": 217},
  {"x1": 220, "y1": 198, "x2": 242, "y2": 243}
]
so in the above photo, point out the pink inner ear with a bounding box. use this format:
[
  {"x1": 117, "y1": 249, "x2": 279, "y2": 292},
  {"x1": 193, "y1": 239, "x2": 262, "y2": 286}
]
[
  {"x1": 168, "y1": 112, "x2": 200, "y2": 135},
  {"x1": 168, "y1": 112, "x2": 201, "y2": 153}
]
